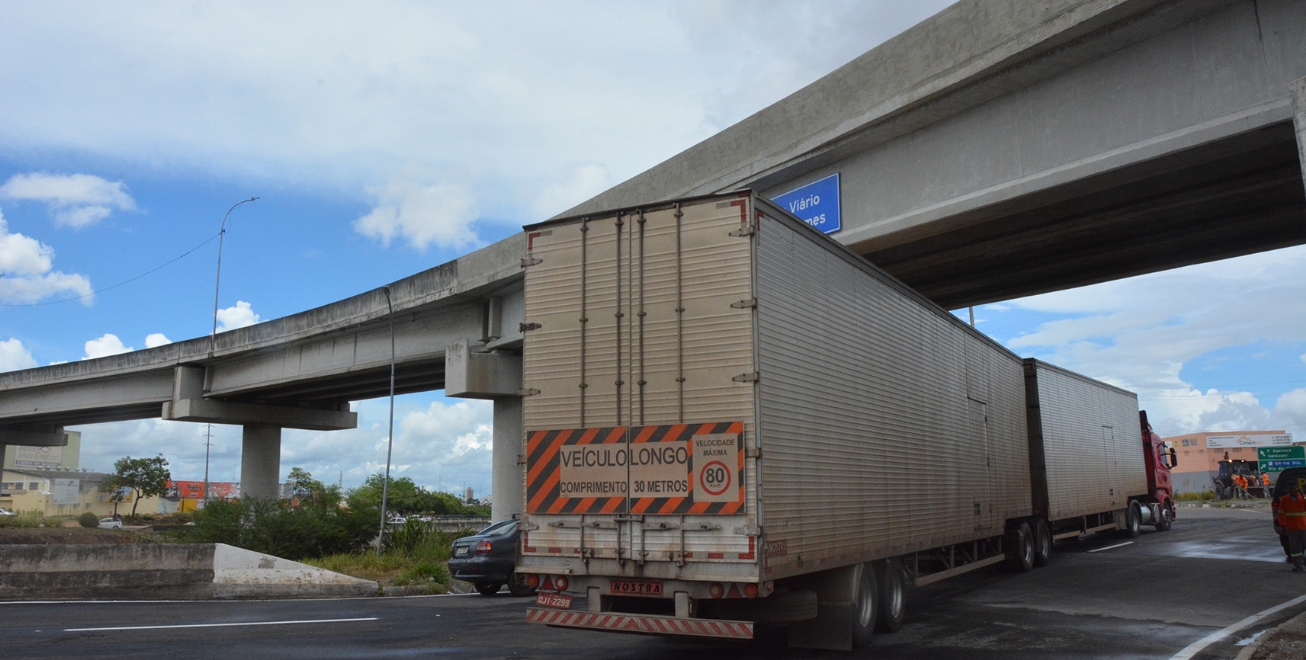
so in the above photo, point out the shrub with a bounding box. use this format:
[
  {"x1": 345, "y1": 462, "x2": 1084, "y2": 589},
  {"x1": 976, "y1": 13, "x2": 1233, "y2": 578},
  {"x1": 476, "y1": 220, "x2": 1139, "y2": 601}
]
[
  {"x1": 182, "y1": 497, "x2": 378, "y2": 560},
  {"x1": 78, "y1": 512, "x2": 99, "y2": 528},
  {"x1": 1175, "y1": 491, "x2": 1215, "y2": 502}
]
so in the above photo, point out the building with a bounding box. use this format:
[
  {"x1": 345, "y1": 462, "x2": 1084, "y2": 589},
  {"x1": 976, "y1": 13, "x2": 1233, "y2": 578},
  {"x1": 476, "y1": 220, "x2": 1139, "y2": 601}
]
[
  {"x1": 0, "y1": 467, "x2": 164, "y2": 518},
  {"x1": 1163, "y1": 430, "x2": 1297, "y2": 494},
  {"x1": 2, "y1": 431, "x2": 81, "y2": 471}
]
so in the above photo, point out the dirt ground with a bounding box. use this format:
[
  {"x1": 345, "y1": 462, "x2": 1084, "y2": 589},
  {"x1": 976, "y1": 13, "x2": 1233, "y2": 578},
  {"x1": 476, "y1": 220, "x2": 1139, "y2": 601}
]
[{"x1": 0, "y1": 527, "x2": 141, "y2": 545}]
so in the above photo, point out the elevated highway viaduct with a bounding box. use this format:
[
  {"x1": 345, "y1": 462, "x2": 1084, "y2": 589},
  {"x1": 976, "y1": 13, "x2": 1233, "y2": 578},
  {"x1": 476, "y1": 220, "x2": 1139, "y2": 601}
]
[{"x1": 1, "y1": 0, "x2": 1303, "y2": 518}]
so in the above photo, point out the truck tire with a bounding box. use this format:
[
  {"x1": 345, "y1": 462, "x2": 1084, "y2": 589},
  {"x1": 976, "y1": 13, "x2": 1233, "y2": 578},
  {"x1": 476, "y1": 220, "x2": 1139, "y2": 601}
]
[
  {"x1": 1012, "y1": 522, "x2": 1035, "y2": 572},
  {"x1": 852, "y1": 565, "x2": 879, "y2": 648},
  {"x1": 1154, "y1": 503, "x2": 1173, "y2": 532},
  {"x1": 1123, "y1": 501, "x2": 1142, "y2": 538},
  {"x1": 507, "y1": 573, "x2": 537, "y2": 597},
  {"x1": 1033, "y1": 519, "x2": 1052, "y2": 567},
  {"x1": 474, "y1": 581, "x2": 503, "y2": 596},
  {"x1": 876, "y1": 559, "x2": 905, "y2": 633}
]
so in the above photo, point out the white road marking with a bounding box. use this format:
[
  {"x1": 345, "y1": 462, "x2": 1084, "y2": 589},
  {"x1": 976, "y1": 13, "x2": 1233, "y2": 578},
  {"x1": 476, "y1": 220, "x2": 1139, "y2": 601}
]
[
  {"x1": 1087, "y1": 542, "x2": 1134, "y2": 553},
  {"x1": 1169, "y1": 595, "x2": 1306, "y2": 660},
  {"x1": 65, "y1": 616, "x2": 378, "y2": 632}
]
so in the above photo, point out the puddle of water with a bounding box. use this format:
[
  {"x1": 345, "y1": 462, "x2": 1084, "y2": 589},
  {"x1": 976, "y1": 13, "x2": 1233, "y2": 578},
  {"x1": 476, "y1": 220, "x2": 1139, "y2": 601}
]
[{"x1": 1162, "y1": 541, "x2": 1285, "y2": 564}]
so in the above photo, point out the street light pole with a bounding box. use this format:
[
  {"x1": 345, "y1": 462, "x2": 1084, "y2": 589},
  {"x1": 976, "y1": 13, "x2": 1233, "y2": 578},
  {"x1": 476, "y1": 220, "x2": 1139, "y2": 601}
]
[
  {"x1": 211, "y1": 197, "x2": 259, "y2": 353},
  {"x1": 377, "y1": 286, "x2": 397, "y2": 556}
]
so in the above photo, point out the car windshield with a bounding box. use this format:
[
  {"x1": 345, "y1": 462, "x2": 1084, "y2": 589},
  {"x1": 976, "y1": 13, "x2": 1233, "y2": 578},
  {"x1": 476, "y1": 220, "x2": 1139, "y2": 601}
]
[{"x1": 478, "y1": 519, "x2": 516, "y2": 536}]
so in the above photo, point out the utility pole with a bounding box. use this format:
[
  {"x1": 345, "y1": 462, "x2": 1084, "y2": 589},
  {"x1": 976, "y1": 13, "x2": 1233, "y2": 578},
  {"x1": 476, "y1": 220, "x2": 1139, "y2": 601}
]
[{"x1": 202, "y1": 424, "x2": 212, "y2": 506}]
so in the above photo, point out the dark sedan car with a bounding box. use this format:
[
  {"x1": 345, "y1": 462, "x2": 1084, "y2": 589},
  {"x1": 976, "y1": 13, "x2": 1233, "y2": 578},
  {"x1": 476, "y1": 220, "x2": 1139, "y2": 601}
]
[{"x1": 448, "y1": 519, "x2": 535, "y2": 597}]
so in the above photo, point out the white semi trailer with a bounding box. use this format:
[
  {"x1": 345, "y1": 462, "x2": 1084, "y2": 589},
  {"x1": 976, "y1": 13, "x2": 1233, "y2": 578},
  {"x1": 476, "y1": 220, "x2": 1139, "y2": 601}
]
[{"x1": 514, "y1": 191, "x2": 1170, "y2": 650}]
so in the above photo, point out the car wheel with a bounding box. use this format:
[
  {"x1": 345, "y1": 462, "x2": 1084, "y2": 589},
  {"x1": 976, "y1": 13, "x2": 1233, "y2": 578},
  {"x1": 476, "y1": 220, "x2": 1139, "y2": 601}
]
[
  {"x1": 474, "y1": 582, "x2": 504, "y2": 596},
  {"x1": 851, "y1": 564, "x2": 878, "y2": 648},
  {"x1": 1033, "y1": 519, "x2": 1052, "y2": 567},
  {"x1": 875, "y1": 559, "x2": 905, "y2": 633},
  {"x1": 507, "y1": 573, "x2": 537, "y2": 597}
]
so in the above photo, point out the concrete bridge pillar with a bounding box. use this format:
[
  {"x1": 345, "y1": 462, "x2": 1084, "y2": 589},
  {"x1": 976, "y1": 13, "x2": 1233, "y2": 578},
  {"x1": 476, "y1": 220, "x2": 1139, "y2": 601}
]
[
  {"x1": 444, "y1": 340, "x2": 524, "y2": 522},
  {"x1": 240, "y1": 424, "x2": 281, "y2": 500},
  {"x1": 491, "y1": 397, "x2": 523, "y2": 522},
  {"x1": 1293, "y1": 76, "x2": 1306, "y2": 190}
]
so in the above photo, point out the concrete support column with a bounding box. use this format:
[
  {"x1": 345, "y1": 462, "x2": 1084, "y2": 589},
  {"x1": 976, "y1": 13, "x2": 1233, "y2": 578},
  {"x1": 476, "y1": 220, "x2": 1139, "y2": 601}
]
[
  {"x1": 1293, "y1": 77, "x2": 1306, "y2": 189},
  {"x1": 491, "y1": 397, "x2": 523, "y2": 522},
  {"x1": 240, "y1": 424, "x2": 281, "y2": 500}
]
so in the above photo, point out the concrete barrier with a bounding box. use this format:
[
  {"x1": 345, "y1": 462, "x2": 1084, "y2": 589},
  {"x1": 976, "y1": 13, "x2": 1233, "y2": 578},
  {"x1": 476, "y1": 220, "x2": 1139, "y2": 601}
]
[{"x1": 0, "y1": 543, "x2": 377, "y2": 600}]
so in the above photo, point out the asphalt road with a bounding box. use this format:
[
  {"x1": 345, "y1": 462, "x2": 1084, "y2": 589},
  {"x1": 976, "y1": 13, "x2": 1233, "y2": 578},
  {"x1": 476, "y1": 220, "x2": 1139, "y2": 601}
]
[{"x1": 3, "y1": 506, "x2": 1302, "y2": 659}]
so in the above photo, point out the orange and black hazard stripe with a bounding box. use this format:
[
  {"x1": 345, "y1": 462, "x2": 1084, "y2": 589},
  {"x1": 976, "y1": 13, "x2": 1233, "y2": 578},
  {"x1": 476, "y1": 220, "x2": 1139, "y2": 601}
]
[
  {"x1": 524, "y1": 421, "x2": 745, "y2": 516},
  {"x1": 629, "y1": 422, "x2": 744, "y2": 516},
  {"x1": 526, "y1": 426, "x2": 628, "y2": 515}
]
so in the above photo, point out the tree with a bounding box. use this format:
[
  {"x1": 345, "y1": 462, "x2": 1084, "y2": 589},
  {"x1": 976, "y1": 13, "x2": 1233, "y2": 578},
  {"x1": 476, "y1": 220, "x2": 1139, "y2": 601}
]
[{"x1": 100, "y1": 455, "x2": 171, "y2": 519}]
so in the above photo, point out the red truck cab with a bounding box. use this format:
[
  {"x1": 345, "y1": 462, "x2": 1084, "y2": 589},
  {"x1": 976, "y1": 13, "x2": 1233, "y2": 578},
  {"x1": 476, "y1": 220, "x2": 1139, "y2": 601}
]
[{"x1": 1139, "y1": 411, "x2": 1177, "y2": 530}]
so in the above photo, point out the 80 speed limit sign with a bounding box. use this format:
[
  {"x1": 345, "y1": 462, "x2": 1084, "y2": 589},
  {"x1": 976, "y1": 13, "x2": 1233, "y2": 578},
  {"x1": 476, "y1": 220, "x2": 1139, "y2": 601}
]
[{"x1": 692, "y1": 433, "x2": 741, "y2": 503}]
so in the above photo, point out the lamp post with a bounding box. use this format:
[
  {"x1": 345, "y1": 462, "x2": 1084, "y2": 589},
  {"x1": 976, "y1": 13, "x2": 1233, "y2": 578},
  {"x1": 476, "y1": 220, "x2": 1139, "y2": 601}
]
[
  {"x1": 377, "y1": 286, "x2": 397, "y2": 555},
  {"x1": 211, "y1": 197, "x2": 259, "y2": 353}
]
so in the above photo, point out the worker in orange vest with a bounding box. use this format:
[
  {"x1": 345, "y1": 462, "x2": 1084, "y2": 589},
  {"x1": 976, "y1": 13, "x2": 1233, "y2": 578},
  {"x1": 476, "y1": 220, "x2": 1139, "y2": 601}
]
[
  {"x1": 1277, "y1": 481, "x2": 1306, "y2": 572},
  {"x1": 1233, "y1": 474, "x2": 1247, "y2": 499},
  {"x1": 1263, "y1": 472, "x2": 1272, "y2": 498}
]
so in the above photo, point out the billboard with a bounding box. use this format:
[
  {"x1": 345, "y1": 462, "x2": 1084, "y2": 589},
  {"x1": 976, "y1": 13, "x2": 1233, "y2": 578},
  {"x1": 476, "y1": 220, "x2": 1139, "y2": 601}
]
[
  {"x1": 165, "y1": 480, "x2": 240, "y2": 500},
  {"x1": 12, "y1": 445, "x2": 62, "y2": 469},
  {"x1": 1206, "y1": 433, "x2": 1294, "y2": 449},
  {"x1": 52, "y1": 479, "x2": 79, "y2": 505}
]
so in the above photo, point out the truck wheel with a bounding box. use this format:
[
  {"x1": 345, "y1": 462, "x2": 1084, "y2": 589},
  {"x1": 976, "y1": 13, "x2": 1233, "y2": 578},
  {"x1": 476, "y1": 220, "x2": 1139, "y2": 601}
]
[
  {"x1": 852, "y1": 565, "x2": 879, "y2": 648},
  {"x1": 507, "y1": 573, "x2": 537, "y2": 597},
  {"x1": 1123, "y1": 502, "x2": 1142, "y2": 538},
  {"x1": 1012, "y1": 522, "x2": 1034, "y2": 573},
  {"x1": 876, "y1": 559, "x2": 905, "y2": 633},
  {"x1": 1033, "y1": 519, "x2": 1052, "y2": 567},
  {"x1": 1154, "y1": 503, "x2": 1173, "y2": 532},
  {"x1": 474, "y1": 581, "x2": 503, "y2": 596}
]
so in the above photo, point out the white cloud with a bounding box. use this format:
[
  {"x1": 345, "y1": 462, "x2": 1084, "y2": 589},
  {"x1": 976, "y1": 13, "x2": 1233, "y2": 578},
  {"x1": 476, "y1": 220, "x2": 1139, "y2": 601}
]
[
  {"x1": 0, "y1": 3, "x2": 949, "y2": 235},
  {"x1": 144, "y1": 333, "x2": 172, "y2": 348},
  {"x1": 83, "y1": 333, "x2": 132, "y2": 359},
  {"x1": 215, "y1": 300, "x2": 259, "y2": 332},
  {"x1": 0, "y1": 338, "x2": 37, "y2": 372},
  {"x1": 0, "y1": 210, "x2": 93, "y2": 304},
  {"x1": 0, "y1": 172, "x2": 136, "y2": 228},
  {"x1": 354, "y1": 181, "x2": 478, "y2": 251},
  {"x1": 1005, "y1": 245, "x2": 1306, "y2": 436},
  {"x1": 533, "y1": 163, "x2": 612, "y2": 219}
]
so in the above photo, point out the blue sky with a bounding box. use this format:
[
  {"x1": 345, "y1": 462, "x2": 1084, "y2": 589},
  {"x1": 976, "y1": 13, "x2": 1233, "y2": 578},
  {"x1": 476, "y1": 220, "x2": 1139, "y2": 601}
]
[{"x1": 1, "y1": 1, "x2": 1303, "y2": 500}]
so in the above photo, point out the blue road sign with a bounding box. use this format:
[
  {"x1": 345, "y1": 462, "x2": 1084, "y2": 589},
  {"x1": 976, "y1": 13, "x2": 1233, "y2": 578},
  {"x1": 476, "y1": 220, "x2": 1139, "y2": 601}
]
[{"x1": 771, "y1": 173, "x2": 841, "y2": 235}]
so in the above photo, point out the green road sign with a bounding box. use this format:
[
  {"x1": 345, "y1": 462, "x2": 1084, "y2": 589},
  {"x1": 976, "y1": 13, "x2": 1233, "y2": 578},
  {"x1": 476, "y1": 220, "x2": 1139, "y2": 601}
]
[{"x1": 1259, "y1": 446, "x2": 1305, "y2": 475}]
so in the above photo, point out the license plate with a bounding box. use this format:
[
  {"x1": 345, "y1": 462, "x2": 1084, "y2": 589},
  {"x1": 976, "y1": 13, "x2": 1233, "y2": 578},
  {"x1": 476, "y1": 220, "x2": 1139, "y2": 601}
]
[
  {"x1": 454, "y1": 546, "x2": 470, "y2": 557},
  {"x1": 610, "y1": 580, "x2": 663, "y2": 596},
  {"x1": 535, "y1": 592, "x2": 574, "y2": 609}
]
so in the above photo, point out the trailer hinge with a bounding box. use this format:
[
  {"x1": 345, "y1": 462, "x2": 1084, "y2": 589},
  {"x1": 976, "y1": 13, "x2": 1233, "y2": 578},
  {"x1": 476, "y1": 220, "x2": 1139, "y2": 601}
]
[
  {"x1": 732, "y1": 372, "x2": 760, "y2": 383},
  {"x1": 730, "y1": 298, "x2": 757, "y2": 309},
  {"x1": 686, "y1": 523, "x2": 721, "y2": 532},
  {"x1": 729, "y1": 225, "x2": 755, "y2": 237},
  {"x1": 745, "y1": 447, "x2": 762, "y2": 459},
  {"x1": 516, "y1": 453, "x2": 526, "y2": 465},
  {"x1": 613, "y1": 515, "x2": 645, "y2": 523},
  {"x1": 733, "y1": 523, "x2": 761, "y2": 536},
  {"x1": 518, "y1": 388, "x2": 541, "y2": 397},
  {"x1": 519, "y1": 322, "x2": 542, "y2": 332},
  {"x1": 521, "y1": 257, "x2": 542, "y2": 267},
  {"x1": 518, "y1": 521, "x2": 539, "y2": 531}
]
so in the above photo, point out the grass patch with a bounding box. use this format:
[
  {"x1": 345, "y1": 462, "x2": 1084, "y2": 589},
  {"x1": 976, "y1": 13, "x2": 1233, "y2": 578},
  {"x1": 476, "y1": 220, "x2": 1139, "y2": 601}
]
[
  {"x1": 1175, "y1": 491, "x2": 1216, "y2": 502},
  {"x1": 303, "y1": 522, "x2": 476, "y2": 593},
  {"x1": 0, "y1": 514, "x2": 59, "y2": 528}
]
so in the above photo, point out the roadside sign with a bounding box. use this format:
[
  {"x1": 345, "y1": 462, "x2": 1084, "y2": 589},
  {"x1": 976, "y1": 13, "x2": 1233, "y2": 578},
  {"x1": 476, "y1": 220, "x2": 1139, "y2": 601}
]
[
  {"x1": 1258, "y1": 446, "x2": 1305, "y2": 476},
  {"x1": 771, "y1": 173, "x2": 841, "y2": 235}
]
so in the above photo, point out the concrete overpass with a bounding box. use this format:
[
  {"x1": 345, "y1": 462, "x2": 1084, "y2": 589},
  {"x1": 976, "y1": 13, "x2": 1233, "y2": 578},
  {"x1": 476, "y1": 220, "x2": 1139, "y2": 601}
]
[
  {"x1": 2, "y1": 0, "x2": 1304, "y2": 517},
  {"x1": 0, "y1": 237, "x2": 527, "y2": 505},
  {"x1": 565, "y1": 0, "x2": 1306, "y2": 308}
]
